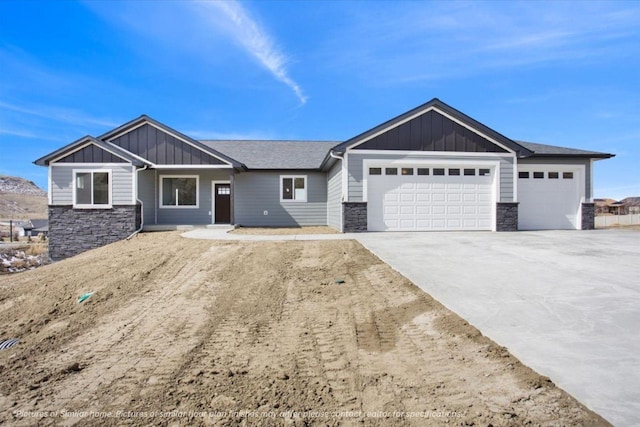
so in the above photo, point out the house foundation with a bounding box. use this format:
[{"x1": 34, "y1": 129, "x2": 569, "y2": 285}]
[{"x1": 48, "y1": 204, "x2": 141, "y2": 260}]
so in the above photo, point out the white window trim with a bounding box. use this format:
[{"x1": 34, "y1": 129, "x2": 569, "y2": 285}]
[
  {"x1": 72, "y1": 169, "x2": 113, "y2": 209},
  {"x1": 280, "y1": 175, "x2": 308, "y2": 203},
  {"x1": 159, "y1": 175, "x2": 200, "y2": 209}
]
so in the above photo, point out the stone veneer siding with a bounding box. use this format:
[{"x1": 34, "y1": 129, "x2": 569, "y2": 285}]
[
  {"x1": 581, "y1": 202, "x2": 595, "y2": 230},
  {"x1": 342, "y1": 202, "x2": 367, "y2": 232},
  {"x1": 496, "y1": 202, "x2": 518, "y2": 231},
  {"x1": 48, "y1": 205, "x2": 141, "y2": 260}
]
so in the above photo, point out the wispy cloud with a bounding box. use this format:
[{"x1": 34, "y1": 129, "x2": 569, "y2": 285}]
[
  {"x1": 195, "y1": 1, "x2": 307, "y2": 105},
  {"x1": 0, "y1": 101, "x2": 118, "y2": 129}
]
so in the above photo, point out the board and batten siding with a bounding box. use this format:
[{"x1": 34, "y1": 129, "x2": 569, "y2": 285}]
[
  {"x1": 518, "y1": 157, "x2": 591, "y2": 199},
  {"x1": 234, "y1": 171, "x2": 327, "y2": 226},
  {"x1": 140, "y1": 169, "x2": 232, "y2": 225},
  {"x1": 326, "y1": 161, "x2": 342, "y2": 230},
  {"x1": 347, "y1": 152, "x2": 515, "y2": 202},
  {"x1": 50, "y1": 164, "x2": 134, "y2": 205}
]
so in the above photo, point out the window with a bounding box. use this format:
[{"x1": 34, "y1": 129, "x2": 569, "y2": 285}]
[
  {"x1": 479, "y1": 169, "x2": 491, "y2": 176},
  {"x1": 533, "y1": 172, "x2": 544, "y2": 179},
  {"x1": 563, "y1": 172, "x2": 574, "y2": 179},
  {"x1": 161, "y1": 176, "x2": 198, "y2": 208},
  {"x1": 369, "y1": 167, "x2": 382, "y2": 175},
  {"x1": 519, "y1": 171, "x2": 529, "y2": 179},
  {"x1": 448, "y1": 168, "x2": 460, "y2": 176},
  {"x1": 548, "y1": 172, "x2": 559, "y2": 179},
  {"x1": 401, "y1": 168, "x2": 414, "y2": 175},
  {"x1": 433, "y1": 168, "x2": 445, "y2": 176},
  {"x1": 281, "y1": 175, "x2": 307, "y2": 202},
  {"x1": 217, "y1": 186, "x2": 230, "y2": 195},
  {"x1": 74, "y1": 171, "x2": 110, "y2": 207},
  {"x1": 464, "y1": 168, "x2": 476, "y2": 176},
  {"x1": 417, "y1": 168, "x2": 429, "y2": 175},
  {"x1": 385, "y1": 168, "x2": 398, "y2": 175}
]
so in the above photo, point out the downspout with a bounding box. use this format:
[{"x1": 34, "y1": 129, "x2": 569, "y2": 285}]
[
  {"x1": 126, "y1": 165, "x2": 148, "y2": 240},
  {"x1": 329, "y1": 151, "x2": 345, "y2": 232}
]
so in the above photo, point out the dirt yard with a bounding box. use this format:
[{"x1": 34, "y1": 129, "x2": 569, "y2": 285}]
[{"x1": 0, "y1": 233, "x2": 607, "y2": 426}]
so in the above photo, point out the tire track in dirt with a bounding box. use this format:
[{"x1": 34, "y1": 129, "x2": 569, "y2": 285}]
[{"x1": 12, "y1": 244, "x2": 243, "y2": 419}]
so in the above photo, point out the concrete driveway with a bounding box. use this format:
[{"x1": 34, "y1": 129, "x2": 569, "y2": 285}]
[{"x1": 355, "y1": 229, "x2": 640, "y2": 427}]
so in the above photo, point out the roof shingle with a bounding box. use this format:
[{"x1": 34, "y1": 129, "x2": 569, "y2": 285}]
[{"x1": 201, "y1": 140, "x2": 339, "y2": 169}]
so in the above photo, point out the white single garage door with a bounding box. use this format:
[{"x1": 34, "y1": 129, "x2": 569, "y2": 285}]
[
  {"x1": 517, "y1": 167, "x2": 583, "y2": 230},
  {"x1": 367, "y1": 165, "x2": 495, "y2": 231}
]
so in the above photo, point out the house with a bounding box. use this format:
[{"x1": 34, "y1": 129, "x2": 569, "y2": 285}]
[
  {"x1": 34, "y1": 98, "x2": 614, "y2": 260},
  {"x1": 22, "y1": 219, "x2": 49, "y2": 237}
]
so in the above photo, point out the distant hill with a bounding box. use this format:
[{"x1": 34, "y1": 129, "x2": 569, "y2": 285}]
[
  {"x1": 0, "y1": 175, "x2": 48, "y2": 220},
  {"x1": 620, "y1": 197, "x2": 640, "y2": 207}
]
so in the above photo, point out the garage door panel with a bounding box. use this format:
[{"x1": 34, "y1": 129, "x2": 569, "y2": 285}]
[
  {"x1": 518, "y1": 167, "x2": 581, "y2": 230},
  {"x1": 368, "y1": 164, "x2": 495, "y2": 231},
  {"x1": 400, "y1": 206, "x2": 414, "y2": 215},
  {"x1": 447, "y1": 205, "x2": 461, "y2": 214}
]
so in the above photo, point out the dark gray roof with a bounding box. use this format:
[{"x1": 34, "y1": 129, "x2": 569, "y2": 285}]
[
  {"x1": 201, "y1": 140, "x2": 339, "y2": 169},
  {"x1": 27, "y1": 219, "x2": 48, "y2": 229},
  {"x1": 516, "y1": 141, "x2": 614, "y2": 159}
]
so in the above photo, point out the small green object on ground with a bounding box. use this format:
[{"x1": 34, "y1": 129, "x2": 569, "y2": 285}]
[
  {"x1": 78, "y1": 292, "x2": 94, "y2": 303},
  {"x1": 335, "y1": 279, "x2": 345, "y2": 284}
]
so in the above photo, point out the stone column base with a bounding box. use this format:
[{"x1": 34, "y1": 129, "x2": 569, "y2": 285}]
[
  {"x1": 581, "y1": 202, "x2": 595, "y2": 230},
  {"x1": 496, "y1": 202, "x2": 518, "y2": 231},
  {"x1": 342, "y1": 202, "x2": 367, "y2": 232},
  {"x1": 48, "y1": 204, "x2": 141, "y2": 260}
]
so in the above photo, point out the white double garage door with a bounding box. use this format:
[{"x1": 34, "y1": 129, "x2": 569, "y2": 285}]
[
  {"x1": 367, "y1": 162, "x2": 584, "y2": 231},
  {"x1": 367, "y1": 163, "x2": 496, "y2": 231}
]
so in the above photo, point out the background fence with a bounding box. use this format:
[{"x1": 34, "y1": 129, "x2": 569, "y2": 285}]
[{"x1": 595, "y1": 214, "x2": 640, "y2": 227}]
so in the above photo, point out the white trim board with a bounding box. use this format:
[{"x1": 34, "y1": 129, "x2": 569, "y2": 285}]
[{"x1": 350, "y1": 149, "x2": 516, "y2": 158}]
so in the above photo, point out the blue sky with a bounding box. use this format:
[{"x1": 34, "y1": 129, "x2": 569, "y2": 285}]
[{"x1": 1, "y1": 0, "x2": 638, "y2": 199}]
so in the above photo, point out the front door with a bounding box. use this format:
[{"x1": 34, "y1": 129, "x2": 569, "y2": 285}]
[{"x1": 214, "y1": 183, "x2": 231, "y2": 224}]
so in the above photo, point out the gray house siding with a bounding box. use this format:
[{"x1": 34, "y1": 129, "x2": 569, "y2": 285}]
[
  {"x1": 347, "y1": 152, "x2": 515, "y2": 202},
  {"x1": 327, "y1": 161, "x2": 342, "y2": 230},
  {"x1": 518, "y1": 157, "x2": 591, "y2": 199},
  {"x1": 140, "y1": 169, "x2": 233, "y2": 225},
  {"x1": 234, "y1": 171, "x2": 327, "y2": 226},
  {"x1": 50, "y1": 164, "x2": 134, "y2": 205},
  {"x1": 109, "y1": 123, "x2": 225, "y2": 165}
]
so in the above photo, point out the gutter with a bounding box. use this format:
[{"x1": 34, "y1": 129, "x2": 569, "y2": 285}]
[{"x1": 126, "y1": 165, "x2": 148, "y2": 240}]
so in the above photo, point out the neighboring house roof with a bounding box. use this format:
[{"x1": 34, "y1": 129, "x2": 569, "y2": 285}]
[
  {"x1": 202, "y1": 140, "x2": 339, "y2": 170},
  {"x1": 331, "y1": 98, "x2": 534, "y2": 157},
  {"x1": 34, "y1": 136, "x2": 148, "y2": 167},
  {"x1": 516, "y1": 141, "x2": 614, "y2": 159},
  {"x1": 28, "y1": 219, "x2": 48, "y2": 229}
]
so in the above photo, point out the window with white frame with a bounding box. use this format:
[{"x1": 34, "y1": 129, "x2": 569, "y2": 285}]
[
  {"x1": 74, "y1": 171, "x2": 111, "y2": 207},
  {"x1": 161, "y1": 176, "x2": 198, "y2": 208},
  {"x1": 281, "y1": 175, "x2": 307, "y2": 202}
]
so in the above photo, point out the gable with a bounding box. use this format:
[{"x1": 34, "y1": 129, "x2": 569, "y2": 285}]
[
  {"x1": 55, "y1": 143, "x2": 128, "y2": 163},
  {"x1": 108, "y1": 123, "x2": 226, "y2": 165},
  {"x1": 354, "y1": 109, "x2": 508, "y2": 153}
]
